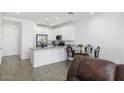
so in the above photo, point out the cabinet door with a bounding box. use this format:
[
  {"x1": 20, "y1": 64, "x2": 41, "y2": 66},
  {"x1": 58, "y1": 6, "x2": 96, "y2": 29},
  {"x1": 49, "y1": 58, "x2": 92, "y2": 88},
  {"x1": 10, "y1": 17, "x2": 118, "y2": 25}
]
[
  {"x1": 36, "y1": 26, "x2": 53, "y2": 40},
  {"x1": 42, "y1": 28, "x2": 53, "y2": 41},
  {"x1": 52, "y1": 29, "x2": 57, "y2": 40},
  {"x1": 53, "y1": 25, "x2": 75, "y2": 41},
  {"x1": 62, "y1": 25, "x2": 74, "y2": 41},
  {"x1": 47, "y1": 28, "x2": 53, "y2": 40},
  {"x1": 53, "y1": 28, "x2": 62, "y2": 40},
  {"x1": 43, "y1": 27, "x2": 49, "y2": 35},
  {"x1": 36, "y1": 26, "x2": 45, "y2": 34},
  {"x1": 68, "y1": 26, "x2": 74, "y2": 40},
  {"x1": 61, "y1": 27, "x2": 66, "y2": 40}
]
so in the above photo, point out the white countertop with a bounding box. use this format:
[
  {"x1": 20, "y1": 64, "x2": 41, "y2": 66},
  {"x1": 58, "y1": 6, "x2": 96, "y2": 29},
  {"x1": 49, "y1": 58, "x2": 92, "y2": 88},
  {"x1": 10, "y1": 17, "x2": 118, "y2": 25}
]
[{"x1": 31, "y1": 46, "x2": 66, "y2": 51}]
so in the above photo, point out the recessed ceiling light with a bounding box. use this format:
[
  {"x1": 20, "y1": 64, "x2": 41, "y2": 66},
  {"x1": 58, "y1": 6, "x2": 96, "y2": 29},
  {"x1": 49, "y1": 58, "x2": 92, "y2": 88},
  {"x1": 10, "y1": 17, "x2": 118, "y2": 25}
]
[
  {"x1": 16, "y1": 12, "x2": 20, "y2": 14},
  {"x1": 55, "y1": 17, "x2": 59, "y2": 20}
]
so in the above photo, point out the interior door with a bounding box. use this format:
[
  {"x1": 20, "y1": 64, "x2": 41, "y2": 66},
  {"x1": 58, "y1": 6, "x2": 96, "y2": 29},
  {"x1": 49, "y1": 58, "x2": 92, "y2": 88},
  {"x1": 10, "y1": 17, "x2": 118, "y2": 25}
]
[{"x1": 3, "y1": 24, "x2": 19, "y2": 56}]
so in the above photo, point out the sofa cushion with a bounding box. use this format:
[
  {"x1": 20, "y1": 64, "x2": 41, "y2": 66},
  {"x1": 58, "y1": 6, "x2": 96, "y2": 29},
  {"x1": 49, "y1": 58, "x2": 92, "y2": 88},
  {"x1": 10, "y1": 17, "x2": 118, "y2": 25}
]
[{"x1": 77, "y1": 56, "x2": 116, "y2": 81}]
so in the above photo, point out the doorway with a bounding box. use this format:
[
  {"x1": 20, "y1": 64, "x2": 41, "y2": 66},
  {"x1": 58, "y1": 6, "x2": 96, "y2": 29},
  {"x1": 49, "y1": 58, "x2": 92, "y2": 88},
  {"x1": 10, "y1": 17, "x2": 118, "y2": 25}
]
[{"x1": 2, "y1": 20, "x2": 20, "y2": 56}]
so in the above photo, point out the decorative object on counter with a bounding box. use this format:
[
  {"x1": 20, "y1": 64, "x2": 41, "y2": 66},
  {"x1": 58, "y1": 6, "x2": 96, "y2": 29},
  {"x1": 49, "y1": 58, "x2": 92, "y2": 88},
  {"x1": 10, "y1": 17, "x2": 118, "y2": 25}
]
[
  {"x1": 52, "y1": 41, "x2": 57, "y2": 46},
  {"x1": 52, "y1": 35, "x2": 65, "y2": 46},
  {"x1": 58, "y1": 41, "x2": 65, "y2": 46},
  {"x1": 78, "y1": 44, "x2": 83, "y2": 53},
  {"x1": 66, "y1": 45, "x2": 75, "y2": 67},
  {"x1": 94, "y1": 46, "x2": 100, "y2": 58},
  {"x1": 85, "y1": 44, "x2": 93, "y2": 55}
]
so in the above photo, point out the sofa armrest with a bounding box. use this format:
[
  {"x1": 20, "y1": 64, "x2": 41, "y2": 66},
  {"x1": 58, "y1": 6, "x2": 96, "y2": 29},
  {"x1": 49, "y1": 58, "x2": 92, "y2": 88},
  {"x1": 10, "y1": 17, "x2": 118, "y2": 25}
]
[
  {"x1": 67, "y1": 56, "x2": 81, "y2": 81},
  {"x1": 115, "y1": 64, "x2": 124, "y2": 81}
]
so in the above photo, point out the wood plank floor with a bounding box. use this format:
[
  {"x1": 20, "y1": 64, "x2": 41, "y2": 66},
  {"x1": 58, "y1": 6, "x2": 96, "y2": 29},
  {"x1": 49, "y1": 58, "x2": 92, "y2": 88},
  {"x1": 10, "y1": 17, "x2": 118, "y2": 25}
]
[{"x1": 0, "y1": 56, "x2": 69, "y2": 81}]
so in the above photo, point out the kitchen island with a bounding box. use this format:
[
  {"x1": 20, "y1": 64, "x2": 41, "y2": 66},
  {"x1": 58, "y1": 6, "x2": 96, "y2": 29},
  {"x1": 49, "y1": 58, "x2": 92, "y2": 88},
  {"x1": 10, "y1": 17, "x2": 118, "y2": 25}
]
[{"x1": 30, "y1": 46, "x2": 67, "y2": 68}]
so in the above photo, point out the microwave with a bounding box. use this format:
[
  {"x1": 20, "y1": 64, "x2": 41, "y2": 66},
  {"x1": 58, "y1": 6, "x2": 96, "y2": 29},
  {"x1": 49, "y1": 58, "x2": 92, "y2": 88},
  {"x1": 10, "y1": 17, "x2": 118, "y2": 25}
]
[{"x1": 56, "y1": 35, "x2": 62, "y2": 40}]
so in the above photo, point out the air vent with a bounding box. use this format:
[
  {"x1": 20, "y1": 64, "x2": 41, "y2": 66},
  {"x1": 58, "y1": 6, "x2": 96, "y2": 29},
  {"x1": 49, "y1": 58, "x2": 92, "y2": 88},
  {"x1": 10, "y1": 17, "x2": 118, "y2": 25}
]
[{"x1": 68, "y1": 12, "x2": 74, "y2": 14}]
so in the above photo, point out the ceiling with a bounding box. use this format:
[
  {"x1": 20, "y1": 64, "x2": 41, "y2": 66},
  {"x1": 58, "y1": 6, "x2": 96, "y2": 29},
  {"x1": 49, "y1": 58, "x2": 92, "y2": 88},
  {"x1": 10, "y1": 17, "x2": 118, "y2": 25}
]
[{"x1": 1, "y1": 12, "x2": 95, "y2": 26}]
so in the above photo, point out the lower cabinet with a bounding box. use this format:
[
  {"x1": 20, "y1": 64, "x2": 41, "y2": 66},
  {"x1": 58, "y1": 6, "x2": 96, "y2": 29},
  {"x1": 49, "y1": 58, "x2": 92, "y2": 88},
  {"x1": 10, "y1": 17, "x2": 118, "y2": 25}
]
[{"x1": 31, "y1": 47, "x2": 67, "y2": 68}]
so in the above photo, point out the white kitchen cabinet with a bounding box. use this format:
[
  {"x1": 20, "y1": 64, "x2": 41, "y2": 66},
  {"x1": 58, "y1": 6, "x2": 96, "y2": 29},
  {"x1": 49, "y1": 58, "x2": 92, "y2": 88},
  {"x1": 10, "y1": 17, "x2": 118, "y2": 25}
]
[
  {"x1": 52, "y1": 29, "x2": 56, "y2": 40},
  {"x1": 52, "y1": 27, "x2": 62, "y2": 40},
  {"x1": 31, "y1": 47, "x2": 67, "y2": 67},
  {"x1": 53, "y1": 25, "x2": 75, "y2": 41},
  {"x1": 62, "y1": 25, "x2": 74, "y2": 41},
  {"x1": 36, "y1": 24, "x2": 75, "y2": 41},
  {"x1": 36, "y1": 26, "x2": 45, "y2": 34},
  {"x1": 47, "y1": 28, "x2": 53, "y2": 41},
  {"x1": 36, "y1": 25, "x2": 53, "y2": 40}
]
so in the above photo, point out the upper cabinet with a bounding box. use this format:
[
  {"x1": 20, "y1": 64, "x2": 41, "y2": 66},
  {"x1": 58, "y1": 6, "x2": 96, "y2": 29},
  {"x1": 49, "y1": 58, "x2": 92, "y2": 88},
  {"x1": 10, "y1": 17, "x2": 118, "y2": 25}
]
[
  {"x1": 52, "y1": 27, "x2": 62, "y2": 40},
  {"x1": 53, "y1": 25, "x2": 75, "y2": 41},
  {"x1": 48, "y1": 28, "x2": 53, "y2": 40},
  {"x1": 36, "y1": 25, "x2": 53, "y2": 40},
  {"x1": 35, "y1": 24, "x2": 75, "y2": 41},
  {"x1": 62, "y1": 25, "x2": 74, "y2": 41}
]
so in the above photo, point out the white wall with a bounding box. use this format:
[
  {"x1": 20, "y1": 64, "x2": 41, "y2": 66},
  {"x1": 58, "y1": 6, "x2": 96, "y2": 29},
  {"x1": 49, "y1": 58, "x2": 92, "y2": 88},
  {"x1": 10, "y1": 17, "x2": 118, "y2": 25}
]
[
  {"x1": 74, "y1": 13, "x2": 124, "y2": 64},
  {"x1": 0, "y1": 16, "x2": 2, "y2": 64},
  {"x1": 18, "y1": 24, "x2": 22, "y2": 59},
  {"x1": 21, "y1": 20, "x2": 35, "y2": 59},
  {"x1": 0, "y1": 16, "x2": 2, "y2": 48},
  {"x1": 2, "y1": 16, "x2": 35, "y2": 60}
]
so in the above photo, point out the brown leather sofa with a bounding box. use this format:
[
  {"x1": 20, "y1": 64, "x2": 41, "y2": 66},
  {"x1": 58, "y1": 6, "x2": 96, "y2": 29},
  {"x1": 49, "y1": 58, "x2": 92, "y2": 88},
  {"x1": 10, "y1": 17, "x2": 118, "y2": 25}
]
[{"x1": 67, "y1": 55, "x2": 124, "y2": 81}]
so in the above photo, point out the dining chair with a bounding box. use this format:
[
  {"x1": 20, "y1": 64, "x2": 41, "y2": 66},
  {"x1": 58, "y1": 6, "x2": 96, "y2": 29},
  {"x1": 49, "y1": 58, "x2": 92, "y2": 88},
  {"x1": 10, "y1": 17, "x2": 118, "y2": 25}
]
[
  {"x1": 85, "y1": 44, "x2": 93, "y2": 55},
  {"x1": 94, "y1": 46, "x2": 100, "y2": 58},
  {"x1": 66, "y1": 45, "x2": 74, "y2": 67}
]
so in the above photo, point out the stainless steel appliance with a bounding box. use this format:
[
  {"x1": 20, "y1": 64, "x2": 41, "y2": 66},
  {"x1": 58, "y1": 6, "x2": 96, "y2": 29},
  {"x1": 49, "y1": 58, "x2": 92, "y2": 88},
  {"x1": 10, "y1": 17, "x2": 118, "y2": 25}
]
[
  {"x1": 52, "y1": 35, "x2": 65, "y2": 46},
  {"x1": 58, "y1": 41, "x2": 65, "y2": 46},
  {"x1": 36, "y1": 34, "x2": 48, "y2": 48},
  {"x1": 56, "y1": 35, "x2": 62, "y2": 41}
]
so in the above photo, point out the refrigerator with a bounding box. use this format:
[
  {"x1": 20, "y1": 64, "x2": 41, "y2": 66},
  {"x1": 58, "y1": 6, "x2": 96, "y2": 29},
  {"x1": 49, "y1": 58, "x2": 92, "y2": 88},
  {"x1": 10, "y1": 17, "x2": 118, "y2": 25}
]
[{"x1": 36, "y1": 34, "x2": 48, "y2": 48}]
